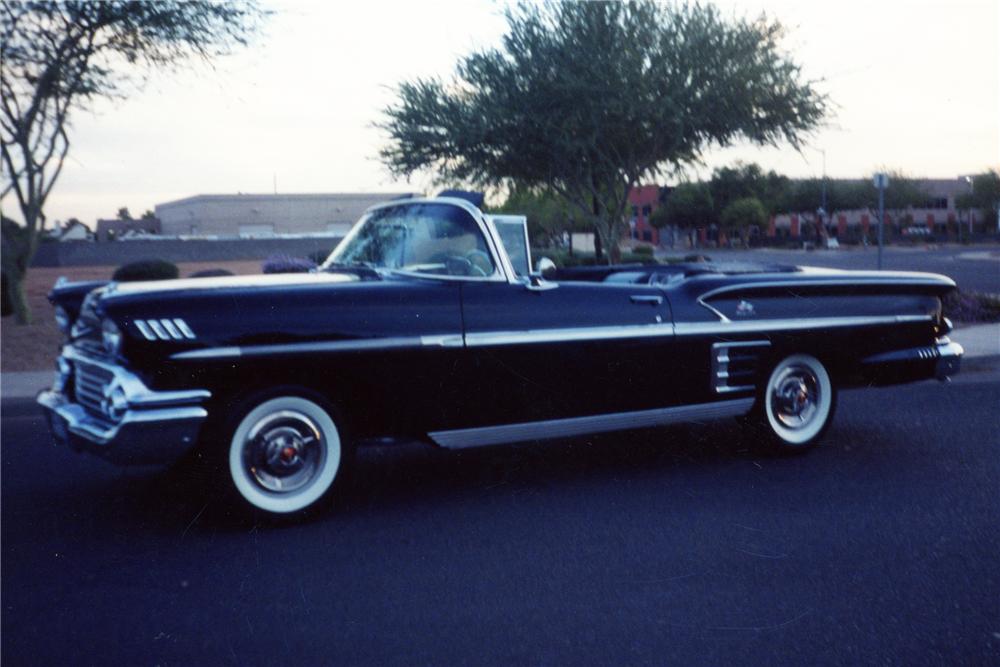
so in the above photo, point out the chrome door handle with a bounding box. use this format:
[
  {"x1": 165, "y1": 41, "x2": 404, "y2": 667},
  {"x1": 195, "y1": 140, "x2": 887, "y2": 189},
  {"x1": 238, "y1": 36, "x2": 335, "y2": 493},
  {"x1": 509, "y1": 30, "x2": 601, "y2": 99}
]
[{"x1": 630, "y1": 295, "x2": 663, "y2": 306}]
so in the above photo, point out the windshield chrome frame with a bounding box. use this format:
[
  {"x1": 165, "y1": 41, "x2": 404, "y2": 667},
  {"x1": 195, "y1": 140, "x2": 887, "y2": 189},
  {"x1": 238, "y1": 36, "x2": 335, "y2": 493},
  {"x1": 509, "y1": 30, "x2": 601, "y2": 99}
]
[{"x1": 325, "y1": 197, "x2": 518, "y2": 284}]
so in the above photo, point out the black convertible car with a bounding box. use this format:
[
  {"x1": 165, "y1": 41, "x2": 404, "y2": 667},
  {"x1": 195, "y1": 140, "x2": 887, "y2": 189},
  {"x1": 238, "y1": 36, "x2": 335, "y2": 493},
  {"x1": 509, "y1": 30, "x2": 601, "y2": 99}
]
[{"x1": 39, "y1": 196, "x2": 963, "y2": 514}]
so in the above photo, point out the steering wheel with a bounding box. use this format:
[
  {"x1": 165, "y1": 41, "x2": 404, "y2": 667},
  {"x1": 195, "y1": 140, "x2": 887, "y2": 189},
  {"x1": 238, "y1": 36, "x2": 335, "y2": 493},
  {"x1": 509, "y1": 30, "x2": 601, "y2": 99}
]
[{"x1": 464, "y1": 249, "x2": 492, "y2": 277}]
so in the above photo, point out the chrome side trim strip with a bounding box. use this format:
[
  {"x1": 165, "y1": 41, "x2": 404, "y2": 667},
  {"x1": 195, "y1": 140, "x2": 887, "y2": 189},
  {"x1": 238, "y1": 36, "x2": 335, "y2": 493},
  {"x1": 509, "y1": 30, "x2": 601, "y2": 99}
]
[
  {"x1": 170, "y1": 334, "x2": 464, "y2": 360},
  {"x1": 465, "y1": 323, "x2": 675, "y2": 347},
  {"x1": 675, "y1": 314, "x2": 932, "y2": 337},
  {"x1": 170, "y1": 315, "x2": 933, "y2": 359},
  {"x1": 695, "y1": 277, "x2": 956, "y2": 304},
  {"x1": 429, "y1": 398, "x2": 755, "y2": 449},
  {"x1": 171, "y1": 346, "x2": 242, "y2": 360},
  {"x1": 699, "y1": 301, "x2": 731, "y2": 322}
]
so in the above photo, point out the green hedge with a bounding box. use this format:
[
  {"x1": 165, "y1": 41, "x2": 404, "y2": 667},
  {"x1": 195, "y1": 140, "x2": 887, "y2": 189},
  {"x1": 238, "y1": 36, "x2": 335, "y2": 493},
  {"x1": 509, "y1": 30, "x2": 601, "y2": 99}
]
[{"x1": 112, "y1": 259, "x2": 179, "y2": 282}]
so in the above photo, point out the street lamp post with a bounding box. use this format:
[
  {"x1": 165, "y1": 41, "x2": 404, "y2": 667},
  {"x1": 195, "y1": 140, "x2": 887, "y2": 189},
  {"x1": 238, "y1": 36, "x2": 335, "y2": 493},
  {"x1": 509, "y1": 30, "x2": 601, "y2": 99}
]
[
  {"x1": 963, "y1": 175, "x2": 974, "y2": 238},
  {"x1": 874, "y1": 173, "x2": 888, "y2": 270}
]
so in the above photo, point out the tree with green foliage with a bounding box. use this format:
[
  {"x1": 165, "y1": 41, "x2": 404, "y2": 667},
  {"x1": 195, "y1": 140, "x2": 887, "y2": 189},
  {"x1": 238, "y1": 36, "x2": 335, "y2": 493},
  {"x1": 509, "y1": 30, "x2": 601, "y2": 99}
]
[
  {"x1": 1, "y1": 0, "x2": 265, "y2": 323},
  {"x1": 710, "y1": 161, "x2": 791, "y2": 216},
  {"x1": 380, "y1": 1, "x2": 825, "y2": 263},
  {"x1": 653, "y1": 182, "x2": 714, "y2": 239},
  {"x1": 491, "y1": 186, "x2": 575, "y2": 247},
  {"x1": 956, "y1": 170, "x2": 1000, "y2": 231},
  {"x1": 719, "y1": 196, "x2": 767, "y2": 246}
]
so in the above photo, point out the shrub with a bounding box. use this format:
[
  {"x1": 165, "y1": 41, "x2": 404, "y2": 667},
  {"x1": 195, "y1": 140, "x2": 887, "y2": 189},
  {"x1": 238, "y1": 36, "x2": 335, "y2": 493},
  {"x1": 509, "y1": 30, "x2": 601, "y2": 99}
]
[
  {"x1": 112, "y1": 259, "x2": 179, "y2": 282},
  {"x1": 188, "y1": 268, "x2": 234, "y2": 278},
  {"x1": 262, "y1": 255, "x2": 316, "y2": 274},
  {"x1": 942, "y1": 290, "x2": 1000, "y2": 323}
]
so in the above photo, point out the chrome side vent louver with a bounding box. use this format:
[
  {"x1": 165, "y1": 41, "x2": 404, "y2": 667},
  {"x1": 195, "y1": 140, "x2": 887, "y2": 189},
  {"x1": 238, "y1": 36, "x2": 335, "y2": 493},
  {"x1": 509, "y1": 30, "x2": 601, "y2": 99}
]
[
  {"x1": 135, "y1": 318, "x2": 196, "y2": 341},
  {"x1": 711, "y1": 341, "x2": 770, "y2": 394}
]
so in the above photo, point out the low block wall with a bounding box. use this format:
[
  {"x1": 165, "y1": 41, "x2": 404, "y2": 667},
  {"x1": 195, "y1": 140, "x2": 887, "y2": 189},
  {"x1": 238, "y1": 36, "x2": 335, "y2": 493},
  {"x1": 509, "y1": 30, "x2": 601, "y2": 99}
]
[{"x1": 31, "y1": 237, "x2": 343, "y2": 267}]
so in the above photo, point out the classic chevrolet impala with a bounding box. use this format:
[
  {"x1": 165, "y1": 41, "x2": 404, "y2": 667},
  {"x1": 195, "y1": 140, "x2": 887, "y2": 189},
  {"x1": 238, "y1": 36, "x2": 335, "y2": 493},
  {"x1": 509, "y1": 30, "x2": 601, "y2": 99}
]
[{"x1": 39, "y1": 196, "x2": 963, "y2": 514}]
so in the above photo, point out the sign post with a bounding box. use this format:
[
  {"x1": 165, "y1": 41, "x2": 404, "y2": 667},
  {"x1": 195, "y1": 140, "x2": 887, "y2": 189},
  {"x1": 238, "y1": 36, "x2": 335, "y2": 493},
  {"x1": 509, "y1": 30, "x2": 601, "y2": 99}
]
[{"x1": 873, "y1": 173, "x2": 889, "y2": 270}]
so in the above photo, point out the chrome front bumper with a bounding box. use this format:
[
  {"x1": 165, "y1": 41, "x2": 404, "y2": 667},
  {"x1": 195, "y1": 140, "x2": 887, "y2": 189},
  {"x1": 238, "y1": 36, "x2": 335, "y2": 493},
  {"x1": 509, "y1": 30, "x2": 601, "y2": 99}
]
[{"x1": 37, "y1": 347, "x2": 210, "y2": 465}]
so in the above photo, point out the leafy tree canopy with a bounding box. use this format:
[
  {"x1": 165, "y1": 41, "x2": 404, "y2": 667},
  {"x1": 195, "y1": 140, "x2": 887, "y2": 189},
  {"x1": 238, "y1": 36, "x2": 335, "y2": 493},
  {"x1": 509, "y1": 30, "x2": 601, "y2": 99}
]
[
  {"x1": 719, "y1": 196, "x2": 767, "y2": 231},
  {"x1": 490, "y1": 186, "x2": 579, "y2": 246},
  {"x1": 380, "y1": 0, "x2": 825, "y2": 262},
  {"x1": 656, "y1": 182, "x2": 714, "y2": 229},
  {"x1": 955, "y1": 170, "x2": 1000, "y2": 218},
  {"x1": 0, "y1": 0, "x2": 264, "y2": 323}
]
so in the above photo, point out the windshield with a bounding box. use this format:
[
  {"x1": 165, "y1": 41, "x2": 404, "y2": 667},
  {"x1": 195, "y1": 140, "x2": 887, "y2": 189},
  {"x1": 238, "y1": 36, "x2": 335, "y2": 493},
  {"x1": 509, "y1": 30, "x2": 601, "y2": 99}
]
[{"x1": 324, "y1": 203, "x2": 497, "y2": 278}]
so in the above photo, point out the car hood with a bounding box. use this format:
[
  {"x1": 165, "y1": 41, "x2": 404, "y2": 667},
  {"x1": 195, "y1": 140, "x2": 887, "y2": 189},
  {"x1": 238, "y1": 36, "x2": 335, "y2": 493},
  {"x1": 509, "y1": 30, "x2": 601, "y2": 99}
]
[{"x1": 105, "y1": 271, "x2": 357, "y2": 300}]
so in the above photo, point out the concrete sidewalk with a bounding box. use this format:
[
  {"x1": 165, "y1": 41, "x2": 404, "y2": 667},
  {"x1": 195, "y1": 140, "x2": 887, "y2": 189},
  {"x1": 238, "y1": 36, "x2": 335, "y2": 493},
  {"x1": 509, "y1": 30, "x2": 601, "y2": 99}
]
[{"x1": 3, "y1": 323, "x2": 997, "y2": 402}]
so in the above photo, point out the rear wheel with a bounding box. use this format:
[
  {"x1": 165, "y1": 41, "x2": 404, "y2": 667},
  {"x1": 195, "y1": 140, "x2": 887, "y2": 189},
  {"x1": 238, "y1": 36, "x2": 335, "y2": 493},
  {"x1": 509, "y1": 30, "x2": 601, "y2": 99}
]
[
  {"x1": 226, "y1": 395, "x2": 347, "y2": 515},
  {"x1": 752, "y1": 354, "x2": 836, "y2": 452}
]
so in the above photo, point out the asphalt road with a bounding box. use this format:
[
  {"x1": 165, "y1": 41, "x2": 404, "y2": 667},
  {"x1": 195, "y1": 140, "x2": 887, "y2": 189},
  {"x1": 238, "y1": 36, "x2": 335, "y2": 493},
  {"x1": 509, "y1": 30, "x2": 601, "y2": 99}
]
[
  {"x1": 665, "y1": 245, "x2": 1000, "y2": 295},
  {"x1": 3, "y1": 376, "x2": 999, "y2": 666}
]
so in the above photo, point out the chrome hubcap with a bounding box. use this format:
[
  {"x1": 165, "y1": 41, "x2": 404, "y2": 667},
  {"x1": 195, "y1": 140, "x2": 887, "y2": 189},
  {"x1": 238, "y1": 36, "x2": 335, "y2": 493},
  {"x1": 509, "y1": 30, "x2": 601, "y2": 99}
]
[
  {"x1": 770, "y1": 365, "x2": 820, "y2": 430},
  {"x1": 243, "y1": 410, "x2": 324, "y2": 493}
]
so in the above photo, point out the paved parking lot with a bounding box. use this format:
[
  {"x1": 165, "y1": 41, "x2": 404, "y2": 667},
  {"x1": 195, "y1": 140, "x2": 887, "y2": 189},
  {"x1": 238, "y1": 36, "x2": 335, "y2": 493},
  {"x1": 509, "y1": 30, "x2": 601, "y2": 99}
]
[{"x1": 2, "y1": 375, "x2": 998, "y2": 665}]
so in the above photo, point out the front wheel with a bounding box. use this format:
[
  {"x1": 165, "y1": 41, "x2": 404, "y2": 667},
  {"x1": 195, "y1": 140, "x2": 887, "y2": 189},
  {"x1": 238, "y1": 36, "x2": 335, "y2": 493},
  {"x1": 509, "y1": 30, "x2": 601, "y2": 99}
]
[
  {"x1": 751, "y1": 354, "x2": 836, "y2": 452},
  {"x1": 226, "y1": 395, "x2": 347, "y2": 515}
]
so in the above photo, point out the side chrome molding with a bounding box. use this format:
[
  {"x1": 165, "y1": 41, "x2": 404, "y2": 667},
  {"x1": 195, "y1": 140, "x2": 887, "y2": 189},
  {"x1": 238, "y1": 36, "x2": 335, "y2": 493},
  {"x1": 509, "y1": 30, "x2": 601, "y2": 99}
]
[
  {"x1": 170, "y1": 314, "x2": 934, "y2": 360},
  {"x1": 674, "y1": 314, "x2": 931, "y2": 337},
  {"x1": 428, "y1": 398, "x2": 755, "y2": 449},
  {"x1": 465, "y1": 323, "x2": 674, "y2": 347},
  {"x1": 171, "y1": 334, "x2": 464, "y2": 360}
]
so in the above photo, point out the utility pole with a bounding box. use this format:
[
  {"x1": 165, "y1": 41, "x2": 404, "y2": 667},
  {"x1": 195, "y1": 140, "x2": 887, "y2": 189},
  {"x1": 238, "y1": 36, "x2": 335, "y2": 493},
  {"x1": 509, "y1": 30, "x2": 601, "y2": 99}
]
[
  {"x1": 963, "y1": 175, "x2": 974, "y2": 237},
  {"x1": 874, "y1": 173, "x2": 888, "y2": 270}
]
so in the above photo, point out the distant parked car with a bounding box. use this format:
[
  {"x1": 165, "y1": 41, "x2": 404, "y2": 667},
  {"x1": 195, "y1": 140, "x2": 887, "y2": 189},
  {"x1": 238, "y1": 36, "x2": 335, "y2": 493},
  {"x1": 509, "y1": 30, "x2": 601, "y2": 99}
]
[{"x1": 40, "y1": 196, "x2": 963, "y2": 516}]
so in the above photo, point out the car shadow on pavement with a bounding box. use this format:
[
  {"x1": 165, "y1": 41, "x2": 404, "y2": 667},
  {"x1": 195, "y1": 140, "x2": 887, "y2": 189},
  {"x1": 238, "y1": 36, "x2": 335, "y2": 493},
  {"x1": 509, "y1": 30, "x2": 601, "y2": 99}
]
[{"x1": 5, "y1": 417, "x2": 846, "y2": 537}]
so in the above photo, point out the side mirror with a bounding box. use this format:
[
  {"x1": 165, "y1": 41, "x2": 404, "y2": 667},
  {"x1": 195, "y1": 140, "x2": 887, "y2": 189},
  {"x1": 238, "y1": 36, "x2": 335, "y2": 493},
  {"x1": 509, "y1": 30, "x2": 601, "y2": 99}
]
[
  {"x1": 526, "y1": 257, "x2": 558, "y2": 292},
  {"x1": 534, "y1": 257, "x2": 557, "y2": 277}
]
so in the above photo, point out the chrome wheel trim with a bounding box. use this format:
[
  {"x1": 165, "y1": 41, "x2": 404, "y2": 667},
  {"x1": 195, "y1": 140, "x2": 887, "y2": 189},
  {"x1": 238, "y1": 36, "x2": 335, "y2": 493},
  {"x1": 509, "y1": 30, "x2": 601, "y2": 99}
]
[
  {"x1": 228, "y1": 397, "x2": 341, "y2": 513},
  {"x1": 764, "y1": 354, "x2": 832, "y2": 445}
]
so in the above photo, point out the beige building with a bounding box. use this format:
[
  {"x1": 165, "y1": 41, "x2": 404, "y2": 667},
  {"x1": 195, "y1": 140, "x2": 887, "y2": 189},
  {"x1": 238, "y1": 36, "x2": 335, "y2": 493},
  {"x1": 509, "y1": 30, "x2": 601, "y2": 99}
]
[{"x1": 154, "y1": 192, "x2": 414, "y2": 237}]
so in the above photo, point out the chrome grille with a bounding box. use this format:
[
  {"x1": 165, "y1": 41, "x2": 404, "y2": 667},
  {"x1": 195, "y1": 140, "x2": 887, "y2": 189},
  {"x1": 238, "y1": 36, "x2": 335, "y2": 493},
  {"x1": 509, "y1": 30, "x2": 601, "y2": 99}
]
[
  {"x1": 711, "y1": 341, "x2": 770, "y2": 393},
  {"x1": 74, "y1": 359, "x2": 113, "y2": 415}
]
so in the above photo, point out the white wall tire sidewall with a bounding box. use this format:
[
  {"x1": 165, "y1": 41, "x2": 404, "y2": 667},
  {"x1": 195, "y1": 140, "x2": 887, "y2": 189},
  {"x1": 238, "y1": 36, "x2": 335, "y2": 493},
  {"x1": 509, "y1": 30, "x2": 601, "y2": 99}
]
[
  {"x1": 764, "y1": 354, "x2": 832, "y2": 446},
  {"x1": 228, "y1": 396, "x2": 342, "y2": 514}
]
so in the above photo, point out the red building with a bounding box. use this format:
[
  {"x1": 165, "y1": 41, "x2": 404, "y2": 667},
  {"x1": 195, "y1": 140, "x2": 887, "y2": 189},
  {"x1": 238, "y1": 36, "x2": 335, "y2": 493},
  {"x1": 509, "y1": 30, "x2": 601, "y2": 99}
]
[{"x1": 627, "y1": 185, "x2": 668, "y2": 245}]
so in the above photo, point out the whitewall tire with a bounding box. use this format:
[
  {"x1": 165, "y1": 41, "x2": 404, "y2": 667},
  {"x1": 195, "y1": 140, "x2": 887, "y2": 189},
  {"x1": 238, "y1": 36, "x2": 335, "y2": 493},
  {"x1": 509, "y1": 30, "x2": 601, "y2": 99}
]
[
  {"x1": 227, "y1": 396, "x2": 343, "y2": 514},
  {"x1": 760, "y1": 354, "x2": 835, "y2": 450}
]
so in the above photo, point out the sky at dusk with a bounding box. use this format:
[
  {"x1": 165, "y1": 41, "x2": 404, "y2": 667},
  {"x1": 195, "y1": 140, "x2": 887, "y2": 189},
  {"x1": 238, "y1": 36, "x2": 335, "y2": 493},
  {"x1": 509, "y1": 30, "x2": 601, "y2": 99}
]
[{"x1": 9, "y1": 0, "x2": 999, "y2": 227}]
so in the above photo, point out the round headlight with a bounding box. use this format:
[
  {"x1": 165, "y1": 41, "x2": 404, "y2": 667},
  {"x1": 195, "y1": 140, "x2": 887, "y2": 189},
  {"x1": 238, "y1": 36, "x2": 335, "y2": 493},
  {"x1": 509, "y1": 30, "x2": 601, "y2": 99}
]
[
  {"x1": 102, "y1": 319, "x2": 122, "y2": 356},
  {"x1": 54, "y1": 305, "x2": 71, "y2": 334},
  {"x1": 104, "y1": 384, "x2": 128, "y2": 421}
]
